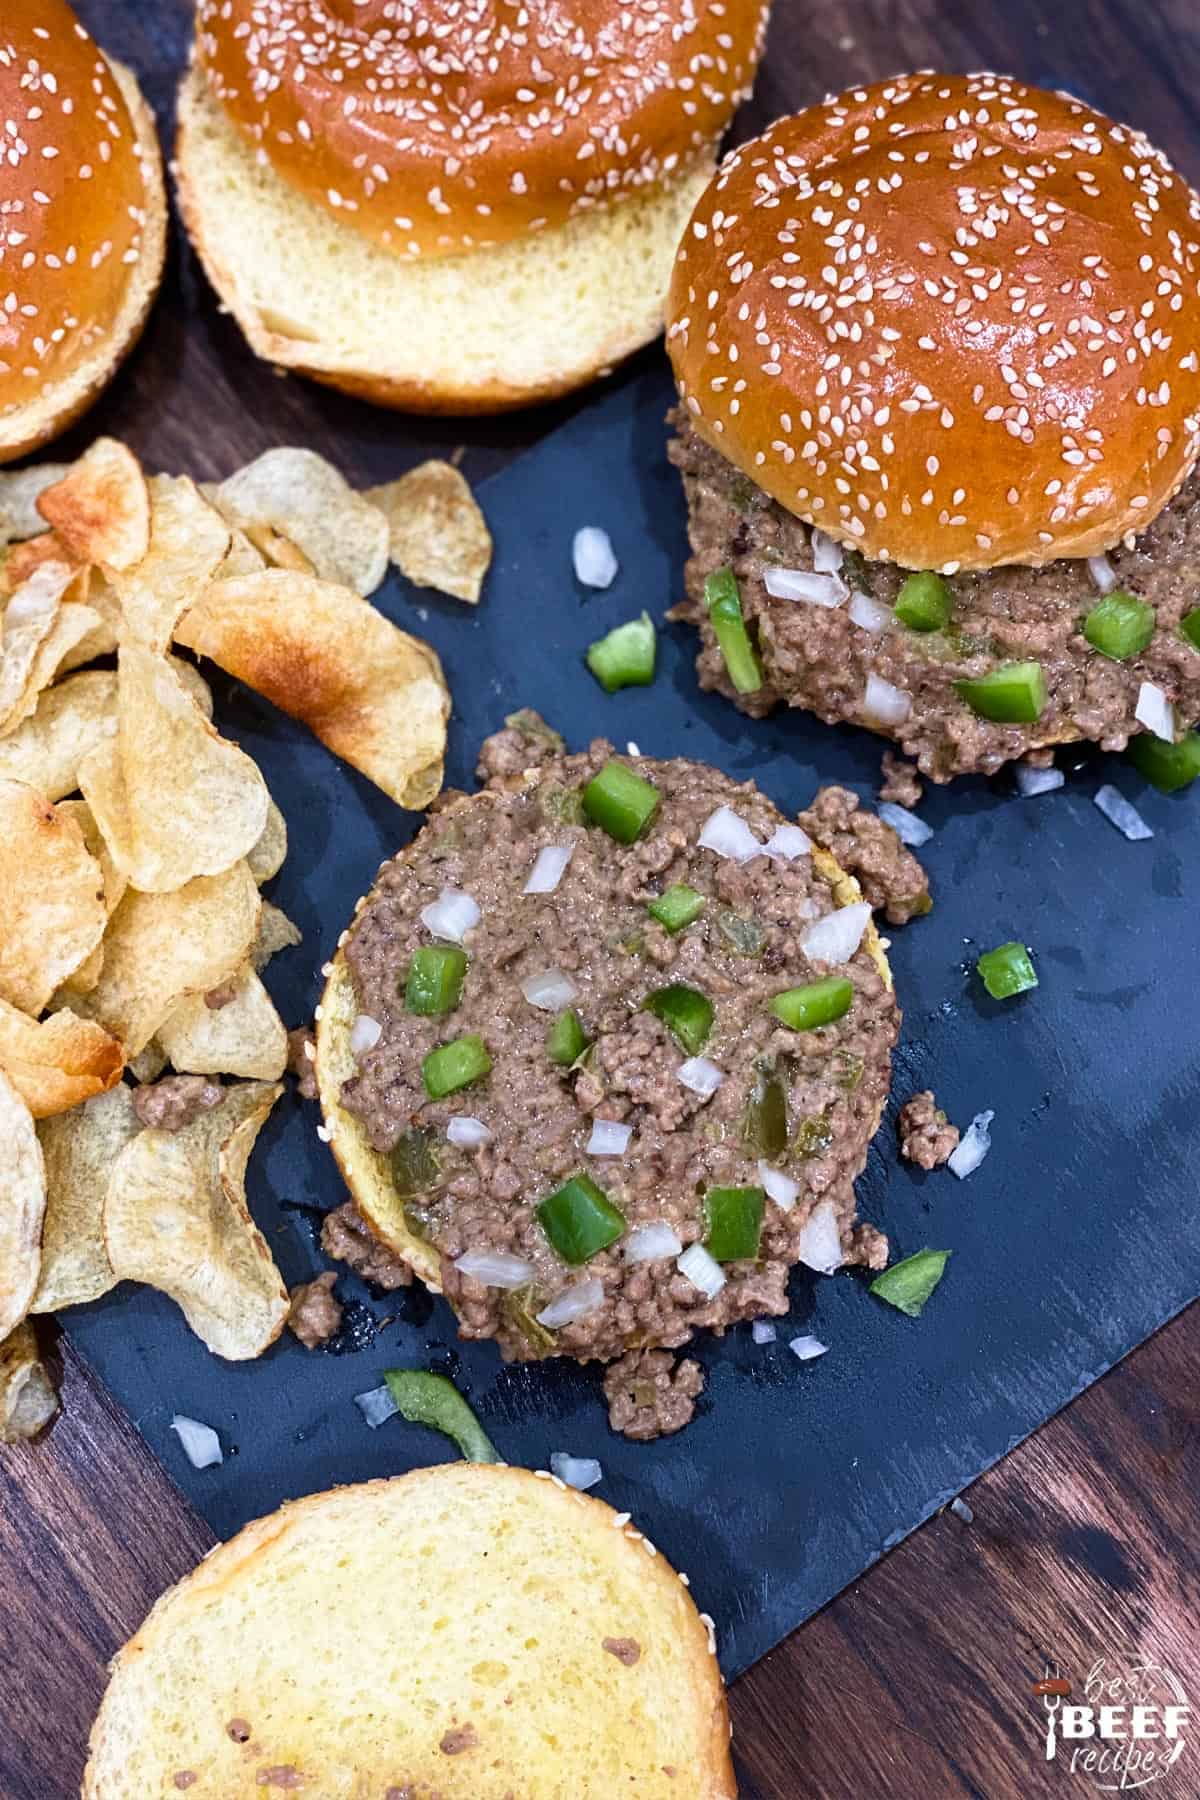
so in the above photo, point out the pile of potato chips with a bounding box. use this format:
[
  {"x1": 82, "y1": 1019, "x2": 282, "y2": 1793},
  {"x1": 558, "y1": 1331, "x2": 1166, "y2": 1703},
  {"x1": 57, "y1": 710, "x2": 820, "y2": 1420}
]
[{"x1": 0, "y1": 438, "x2": 479, "y2": 1439}]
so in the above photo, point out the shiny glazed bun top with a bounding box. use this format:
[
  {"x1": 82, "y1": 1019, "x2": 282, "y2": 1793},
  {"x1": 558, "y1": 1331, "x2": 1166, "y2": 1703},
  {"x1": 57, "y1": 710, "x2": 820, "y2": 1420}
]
[
  {"x1": 0, "y1": 0, "x2": 154, "y2": 423},
  {"x1": 667, "y1": 71, "x2": 1200, "y2": 573},
  {"x1": 194, "y1": 0, "x2": 771, "y2": 259}
]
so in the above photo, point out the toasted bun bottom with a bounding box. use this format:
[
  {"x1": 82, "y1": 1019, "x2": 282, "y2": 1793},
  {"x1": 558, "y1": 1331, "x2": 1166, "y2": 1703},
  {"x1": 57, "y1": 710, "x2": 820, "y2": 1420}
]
[
  {"x1": 83, "y1": 1465, "x2": 736, "y2": 1800},
  {"x1": 174, "y1": 67, "x2": 715, "y2": 414},
  {"x1": 0, "y1": 60, "x2": 166, "y2": 465},
  {"x1": 315, "y1": 788, "x2": 893, "y2": 1298}
]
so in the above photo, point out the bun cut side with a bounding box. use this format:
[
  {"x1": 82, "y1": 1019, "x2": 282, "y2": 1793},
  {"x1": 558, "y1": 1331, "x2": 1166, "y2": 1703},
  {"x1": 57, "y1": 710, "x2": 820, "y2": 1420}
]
[
  {"x1": 195, "y1": 0, "x2": 771, "y2": 259},
  {"x1": 0, "y1": 0, "x2": 166, "y2": 462},
  {"x1": 667, "y1": 71, "x2": 1200, "y2": 572}
]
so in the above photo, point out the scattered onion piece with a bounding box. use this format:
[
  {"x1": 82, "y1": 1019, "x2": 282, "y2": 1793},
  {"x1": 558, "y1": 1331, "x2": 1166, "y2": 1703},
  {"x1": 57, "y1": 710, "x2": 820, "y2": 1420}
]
[
  {"x1": 550, "y1": 1452, "x2": 603, "y2": 1491},
  {"x1": 624, "y1": 1221, "x2": 683, "y2": 1263},
  {"x1": 948, "y1": 1110, "x2": 995, "y2": 1180},
  {"x1": 677, "y1": 1056, "x2": 724, "y2": 1099},
  {"x1": 454, "y1": 1249, "x2": 535, "y2": 1289},
  {"x1": 349, "y1": 1013, "x2": 382, "y2": 1055},
  {"x1": 573, "y1": 526, "x2": 618, "y2": 589},
  {"x1": 170, "y1": 1415, "x2": 223, "y2": 1469},
  {"x1": 676, "y1": 1242, "x2": 726, "y2": 1299},
  {"x1": 1087, "y1": 553, "x2": 1118, "y2": 595},
  {"x1": 848, "y1": 590, "x2": 892, "y2": 633},
  {"x1": 420, "y1": 885, "x2": 480, "y2": 943},
  {"x1": 811, "y1": 529, "x2": 844, "y2": 575},
  {"x1": 354, "y1": 1384, "x2": 399, "y2": 1429},
  {"x1": 536, "y1": 1279, "x2": 605, "y2": 1329},
  {"x1": 1135, "y1": 681, "x2": 1176, "y2": 744},
  {"x1": 1014, "y1": 764, "x2": 1065, "y2": 797},
  {"x1": 878, "y1": 801, "x2": 933, "y2": 847},
  {"x1": 447, "y1": 1115, "x2": 492, "y2": 1147},
  {"x1": 698, "y1": 805, "x2": 763, "y2": 862},
  {"x1": 796, "y1": 1200, "x2": 844, "y2": 1276},
  {"x1": 801, "y1": 903, "x2": 871, "y2": 966},
  {"x1": 1094, "y1": 784, "x2": 1153, "y2": 841},
  {"x1": 758, "y1": 1160, "x2": 799, "y2": 1211},
  {"x1": 524, "y1": 843, "x2": 574, "y2": 895},
  {"x1": 764, "y1": 566, "x2": 846, "y2": 606},
  {"x1": 521, "y1": 967, "x2": 579, "y2": 1011},
  {"x1": 864, "y1": 675, "x2": 912, "y2": 726},
  {"x1": 751, "y1": 1320, "x2": 778, "y2": 1345},
  {"x1": 764, "y1": 822, "x2": 811, "y2": 861},
  {"x1": 586, "y1": 1119, "x2": 633, "y2": 1157},
  {"x1": 788, "y1": 1335, "x2": 829, "y2": 1363}
]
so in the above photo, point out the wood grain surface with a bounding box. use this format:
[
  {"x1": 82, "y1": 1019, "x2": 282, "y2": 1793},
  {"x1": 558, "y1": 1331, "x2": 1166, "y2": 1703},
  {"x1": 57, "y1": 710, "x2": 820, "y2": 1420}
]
[{"x1": 3, "y1": 0, "x2": 1199, "y2": 1794}]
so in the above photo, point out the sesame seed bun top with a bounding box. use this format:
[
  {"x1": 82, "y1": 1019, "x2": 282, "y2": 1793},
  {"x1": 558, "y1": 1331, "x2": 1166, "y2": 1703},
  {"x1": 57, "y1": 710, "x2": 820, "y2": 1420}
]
[
  {"x1": 0, "y1": 0, "x2": 157, "y2": 431},
  {"x1": 193, "y1": 0, "x2": 771, "y2": 261},
  {"x1": 666, "y1": 71, "x2": 1200, "y2": 573}
]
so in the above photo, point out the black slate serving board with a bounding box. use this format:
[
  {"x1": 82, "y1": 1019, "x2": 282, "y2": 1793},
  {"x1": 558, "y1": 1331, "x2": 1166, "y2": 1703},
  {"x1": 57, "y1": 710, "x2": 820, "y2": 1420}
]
[{"x1": 63, "y1": 359, "x2": 1200, "y2": 1679}]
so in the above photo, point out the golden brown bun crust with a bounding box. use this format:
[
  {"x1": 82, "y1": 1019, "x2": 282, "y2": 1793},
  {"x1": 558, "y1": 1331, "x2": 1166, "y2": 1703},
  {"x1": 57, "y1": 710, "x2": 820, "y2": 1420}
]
[
  {"x1": 0, "y1": 5, "x2": 166, "y2": 461},
  {"x1": 667, "y1": 71, "x2": 1200, "y2": 573},
  {"x1": 194, "y1": 0, "x2": 771, "y2": 258}
]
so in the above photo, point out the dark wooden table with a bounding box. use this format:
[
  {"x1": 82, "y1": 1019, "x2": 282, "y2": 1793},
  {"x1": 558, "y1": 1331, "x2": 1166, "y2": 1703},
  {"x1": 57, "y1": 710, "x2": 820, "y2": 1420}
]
[{"x1": 4, "y1": 2, "x2": 1199, "y2": 1794}]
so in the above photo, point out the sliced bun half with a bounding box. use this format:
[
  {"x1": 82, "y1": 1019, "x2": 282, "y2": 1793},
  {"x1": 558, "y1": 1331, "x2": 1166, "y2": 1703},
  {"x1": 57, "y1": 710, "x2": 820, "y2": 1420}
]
[{"x1": 84, "y1": 1465, "x2": 737, "y2": 1800}]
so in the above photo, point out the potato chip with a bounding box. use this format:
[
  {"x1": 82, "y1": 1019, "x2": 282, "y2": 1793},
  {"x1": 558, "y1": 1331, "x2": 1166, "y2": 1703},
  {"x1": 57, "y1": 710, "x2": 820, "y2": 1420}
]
[
  {"x1": 0, "y1": 464, "x2": 71, "y2": 545},
  {"x1": 31, "y1": 1083, "x2": 140, "y2": 1313},
  {"x1": 112, "y1": 475, "x2": 230, "y2": 651},
  {"x1": 0, "y1": 560, "x2": 74, "y2": 729},
  {"x1": 176, "y1": 572, "x2": 450, "y2": 809},
  {"x1": 0, "y1": 780, "x2": 106, "y2": 1016},
  {"x1": 53, "y1": 799, "x2": 125, "y2": 997},
  {"x1": 37, "y1": 438, "x2": 150, "y2": 572},
  {"x1": 0, "y1": 670, "x2": 117, "y2": 801},
  {"x1": 74, "y1": 860, "x2": 260, "y2": 1056},
  {"x1": 253, "y1": 900, "x2": 302, "y2": 970},
  {"x1": 0, "y1": 1321, "x2": 58, "y2": 1441},
  {"x1": 128, "y1": 1040, "x2": 167, "y2": 1085},
  {"x1": 212, "y1": 524, "x2": 269, "y2": 582},
  {"x1": 1, "y1": 531, "x2": 87, "y2": 600},
  {"x1": 213, "y1": 448, "x2": 388, "y2": 596},
  {"x1": 79, "y1": 643, "x2": 269, "y2": 893},
  {"x1": 104, "y1": 1081, "x2": 289, "y2": 1359},
  {"x1": 0, "y1": 1069, "x2": 45, "y2": 1340},
  {"x1": 368, "y1": 460, "x2": 492, "y2": 604},
  {"x1": 157, "y1": 969, "x2": 287, "y2": 1081},
  {"x1": 2, "y1": 599, "x2": 108, "y2": 737},
  {"x1": 247, "y1": 798, "x2": 288, "y2": 885},
  {"x1": 54, "y1": 573, "x2": 120, "y2": 675},
  {"x1": 243, "y1": 519, "x2": 315, "y2": 576},
  {"x1": 0, "y1": 999, "x2": 123, "y2": 1118}
]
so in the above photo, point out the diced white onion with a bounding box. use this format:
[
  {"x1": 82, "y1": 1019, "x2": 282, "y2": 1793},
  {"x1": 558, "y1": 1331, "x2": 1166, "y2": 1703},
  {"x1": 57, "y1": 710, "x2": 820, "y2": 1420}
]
[
  {"x1": 1014, "y1": 764, "x2": 1065, "y2": 797},
  {"x1": 863, "y1": 675, "x2": 912, "y2": 726},
  {"x1": 796, "y1": 1200, "x2": 845, "y2": 1276},
  {"x1": 524, "y1": 843, "x2": 574, "y2": 895},
  {"x1": 758, "y1": 1160, "x2": 799, "y2": 1211},
  {"x1": 751, "y1": 1320, "x2": 778, "y2": 1345},
  {"x1": 447, "y1": 1114, "x2": 492, "y2": 1147},
  {"x1": 625, "y1": 741, "x2": 641, "y2": 757},
  {"x1": 624, "y1": 1221, "x2": 683, "y2": 1263},
  {"x1": 763, "y1": 565, "x2": 846, "y2": 606},
  {"x1": 698, "y1": 804, "x2": 763, "y2": 862},
  {"x1": 170, "y1": 1415, "x2": 223, "y2": 1469},
  {"x1": 948, "y1": 1109, "x2": 995, "y2": 1180},
  {"x1": 550, "y1": 1452, "x2": 603, "y2": 1491},
  {"x1": 521, "y1": 967, "x2": 579, "y2": 1011},
  {"x1": 1094, "y1": 784, "x2": 1153, "y2": 841},
  {"x1": 1087, "y1": 553, "x2": 1119, "y2": 595},
  {"x1": 586, "y1": 1119, "x2": 633, "y2": 1157},
  {"x1": 878, "y1": 801, "x2": 934, "y2": 847},
  {"x1": 536, "y1": 1278, "x2": 605, "y2": 1329},
  {"x1": 573, "y1": 526, "x2": 618, "y2": 589},
  {"x1": 676, "y1": 1242, "x2": 726, "y2": 1299},
  {"x1": 801, "y1": 902, "x2": 871, "y2": 966},
  {"x1": 453, "y1": 1249, "x2": 535, "y2": 1289},
  {"x1": 811, "y1": 528, "x2": 844, "y2": 575},
  {"x1": 1135, "y1": 681, "x2": 1176, "y2": 744},
  {"x1": 354, "y1": 1384, "x2": 399, "y2": 1429},
  {"x1": 677, "y1": 1056, "x2": 724, "y2": 1098},
  {"x1": 848, "y1": 590, "x2": 892, "y2": 633},
  {"x1": 789, "y1": 1335, "x2": 829, "y2": 1363},
  {"x1": 764, "y1": 822, "x2": 811, "y2": 861},
  {"x1": 420, "y1": 885, "x2": 480, "y2": 943},
  {"x1": 349, "y1": 1013, "x2": 382, "y2": 1056}
]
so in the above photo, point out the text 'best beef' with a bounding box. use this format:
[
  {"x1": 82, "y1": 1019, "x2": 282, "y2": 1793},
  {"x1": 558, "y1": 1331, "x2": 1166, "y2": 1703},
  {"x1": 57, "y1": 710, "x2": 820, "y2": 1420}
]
[{"x1": 665, "y1": 71, "x2": 1200, "y2": 780}]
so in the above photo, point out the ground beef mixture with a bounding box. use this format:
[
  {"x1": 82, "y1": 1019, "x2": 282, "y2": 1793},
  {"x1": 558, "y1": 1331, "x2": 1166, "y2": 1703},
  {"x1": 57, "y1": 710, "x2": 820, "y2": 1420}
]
[
  {"x1": 879, "y1": 752, "x2": 923, "y2": 809},
  {"x1": 668, "y1": 415, "x2": 1200, "y2": 780},
  {"x1": 287, "y1": 1026, "x2": 318, "y2": 1101},
  {"x1": 897, "y1": 1093, "x2": 960, "y2": 1170},
  {"x1": 338, "y1": 735, "x2": 898, "y2": 1370},
  {"x1": 797, "y1": 785, "x2": 931, "y2": 926},
  {"x1": 603, "y1": 1348, "x2": 704, "y2": 1440},
  {"x1": 287, "y1": 1272, "x2": 342, "y2": 1349},
  {"x1": 320, "y1": 1202, "x2": 412, "y2": 1289},
  {"x1": 132, "y1": 1074, "x2": 222, "y2": 1132}
]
